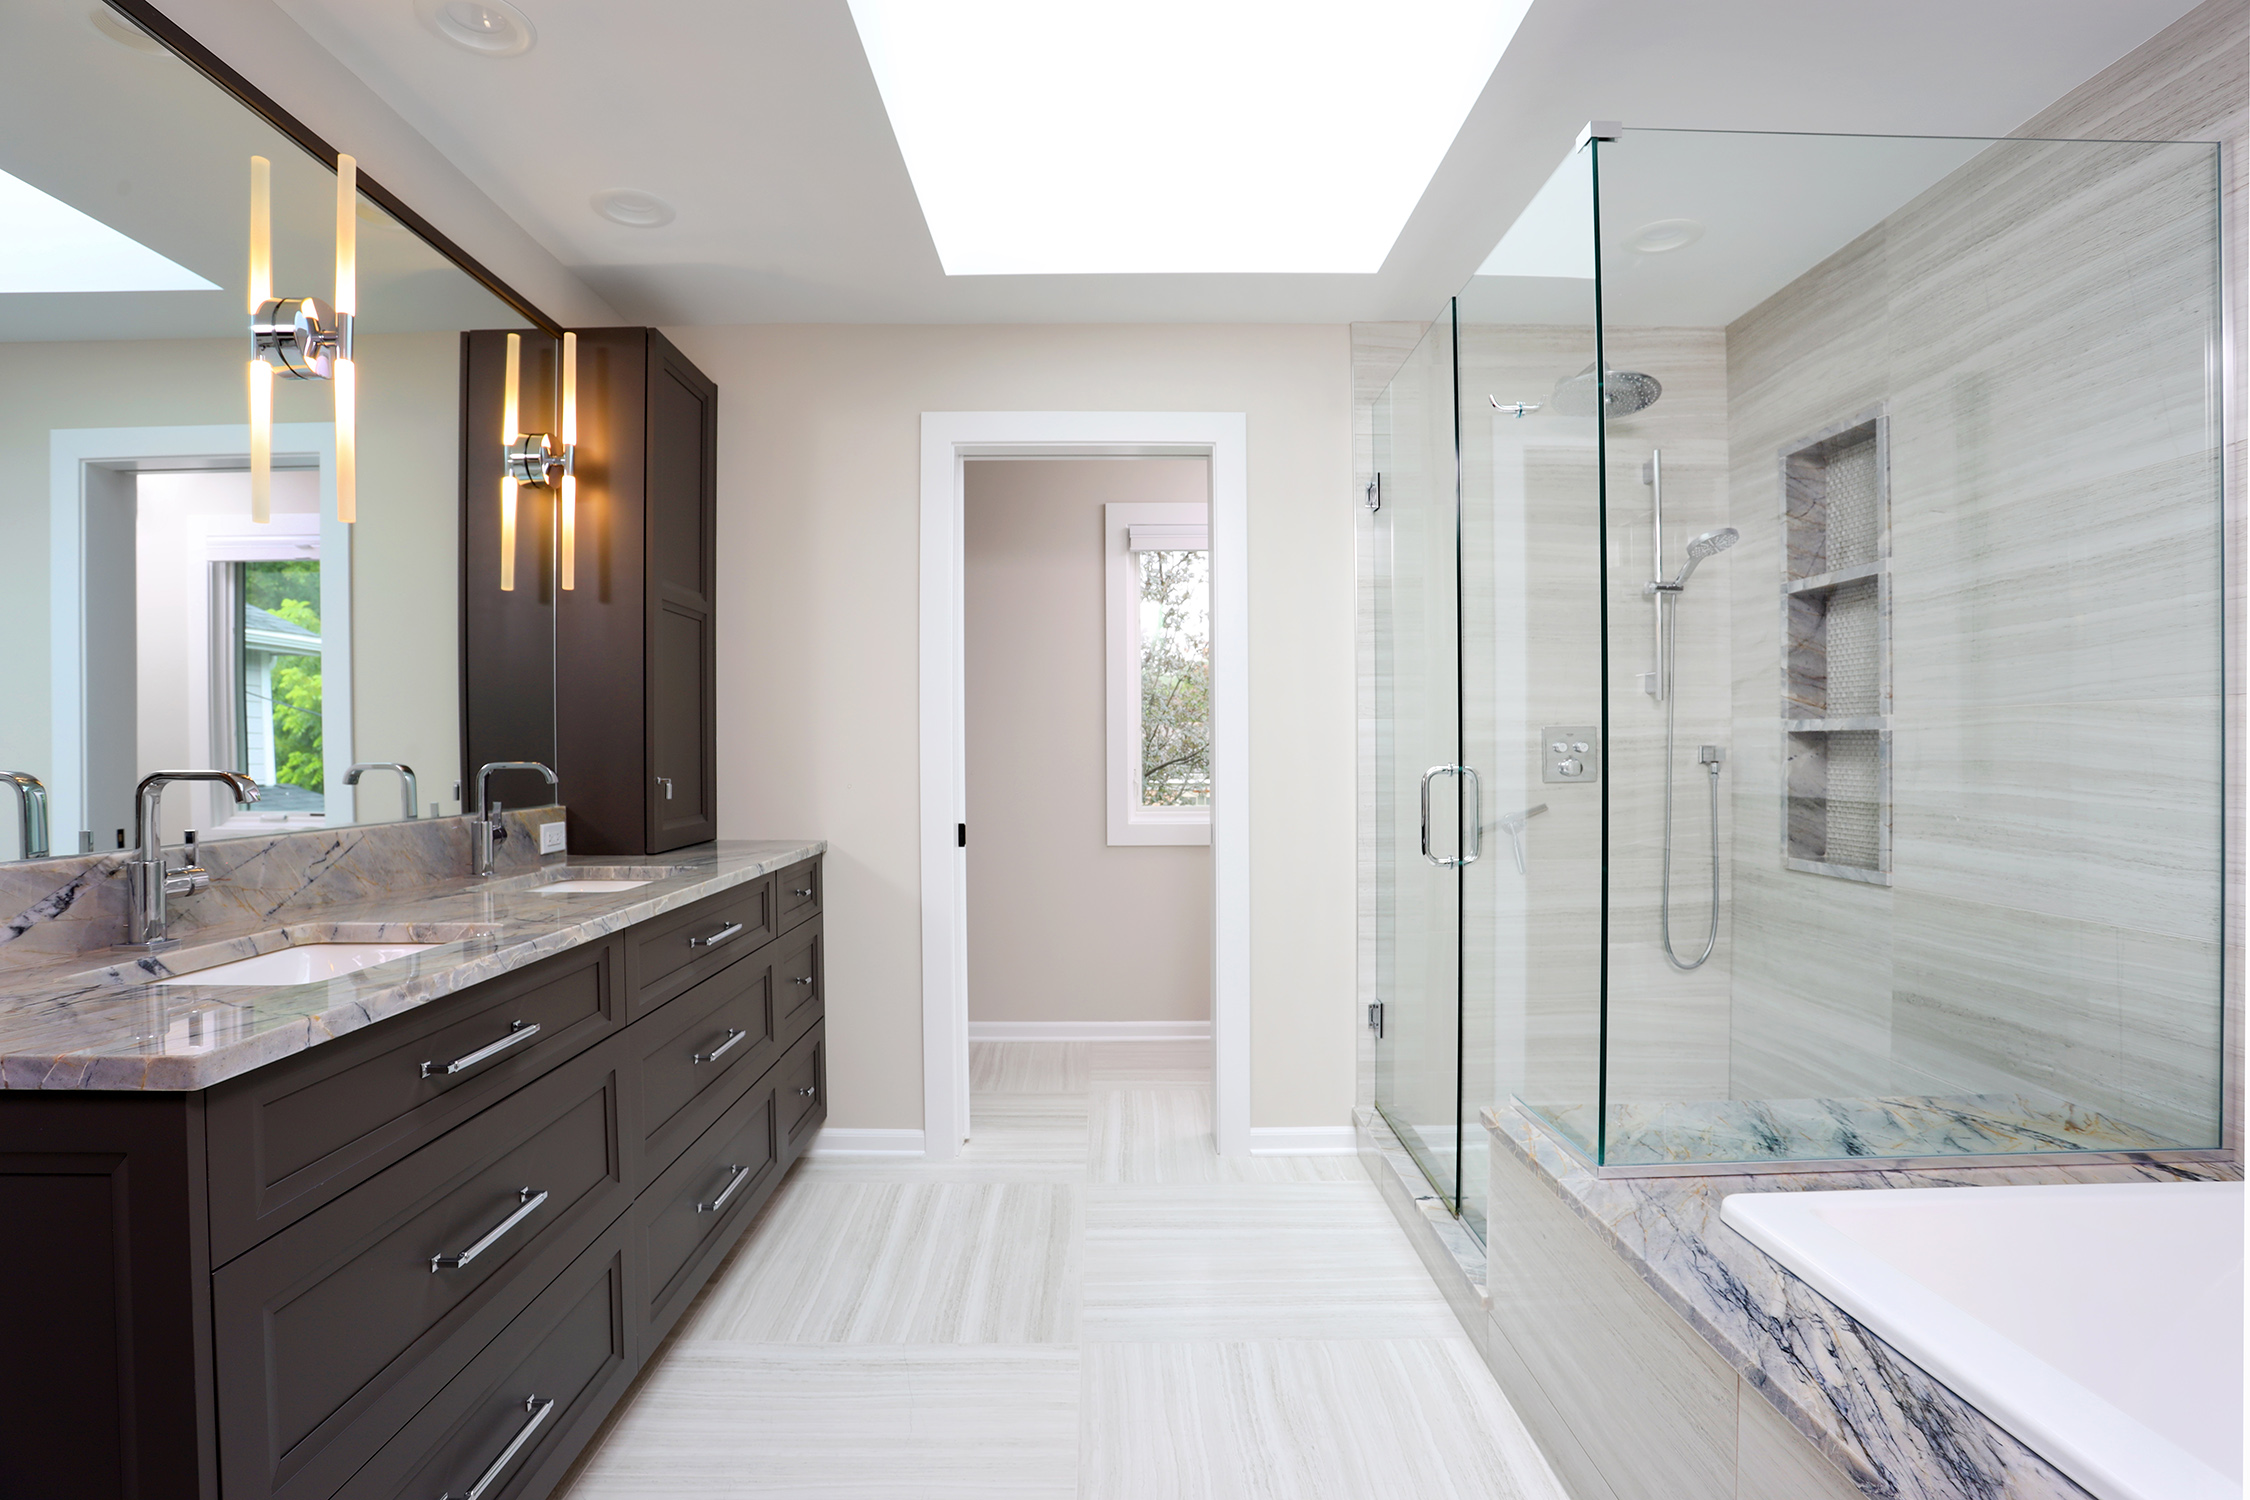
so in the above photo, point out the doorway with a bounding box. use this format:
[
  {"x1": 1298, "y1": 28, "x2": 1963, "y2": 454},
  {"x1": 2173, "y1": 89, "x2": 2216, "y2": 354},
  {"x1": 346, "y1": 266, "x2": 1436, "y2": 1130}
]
[{"x1": 963, "y1": 458, "x2": 1214, "y2": 1061}]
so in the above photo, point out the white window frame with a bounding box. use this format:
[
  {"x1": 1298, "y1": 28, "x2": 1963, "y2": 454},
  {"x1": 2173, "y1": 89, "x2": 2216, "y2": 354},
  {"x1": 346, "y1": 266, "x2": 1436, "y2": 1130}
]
[{"x1": 1106, "y1": 500, "x2": 1210, "y2": 845}]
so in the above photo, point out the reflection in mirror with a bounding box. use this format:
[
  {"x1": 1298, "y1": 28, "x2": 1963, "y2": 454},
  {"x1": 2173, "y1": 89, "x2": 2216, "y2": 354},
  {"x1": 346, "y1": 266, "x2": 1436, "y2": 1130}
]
[{"x1": 0, "y1": 1, "x2": 549, "y2": 860}]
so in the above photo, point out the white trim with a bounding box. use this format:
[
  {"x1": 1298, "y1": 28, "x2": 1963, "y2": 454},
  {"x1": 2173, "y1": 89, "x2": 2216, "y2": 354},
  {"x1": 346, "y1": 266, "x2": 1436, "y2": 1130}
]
[
  {"x1": 922, "y1": 411, "x2": 1252, "y2": 1160},
  {"x1": 806, "y1": 1127, "x2": 928, "y2": 1157},
  {"x1": 968, "y1": 1020, "x2": 1212, "y2": 1042},
  {"x1": 1250, "y1": 1126, "x2": 1359, "y2": 1156},
  {"x1": 48, "y1": 424, "x2": 351, "y2": 846},
  {"x1": 1106, "y1": 500, "x2": 1211, "y2": 846}
]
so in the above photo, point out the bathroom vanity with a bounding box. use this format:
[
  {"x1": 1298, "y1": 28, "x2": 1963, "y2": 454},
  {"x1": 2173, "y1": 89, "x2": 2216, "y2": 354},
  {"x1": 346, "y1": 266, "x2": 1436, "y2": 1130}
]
[{"x1": 0, "y1": 831, "x2": 824, "y2": 1500}]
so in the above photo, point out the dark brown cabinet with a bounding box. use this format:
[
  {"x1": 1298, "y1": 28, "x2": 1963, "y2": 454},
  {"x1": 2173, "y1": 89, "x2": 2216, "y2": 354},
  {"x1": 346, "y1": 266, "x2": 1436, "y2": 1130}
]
[
  {"x1": 459, "y1": 327, "x2": 718, "y2": 855},
  {"x1": 559, "y1": 328, "x2": 719, "y2": 857},
  {"x1": 0, "y1": 859, "x2": 824, "y2": 1500}
]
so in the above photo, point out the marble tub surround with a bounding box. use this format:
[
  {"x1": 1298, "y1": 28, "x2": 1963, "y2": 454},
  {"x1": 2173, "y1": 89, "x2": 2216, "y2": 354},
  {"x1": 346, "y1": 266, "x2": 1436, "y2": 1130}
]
[
  {"x1": 0, "y1": 838, "x2": 823, "y2": 1091},
  {"x1": 1529, "y1": 1091, "x2": 2186, "y2": 1169},
  {"x1": 1483, "y1": 1105, "x2": 2237, "y2": 1500},
  {"x1": 0, "y1": 807, "x2": 569, "y2": 971}
]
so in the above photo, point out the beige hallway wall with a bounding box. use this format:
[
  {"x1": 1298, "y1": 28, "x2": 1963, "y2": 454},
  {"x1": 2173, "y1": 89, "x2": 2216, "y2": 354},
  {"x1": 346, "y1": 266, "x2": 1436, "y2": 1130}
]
[
  {"x1": 671, "y1": 323, "x2": 1355, "y2": 1134},
  {"x1": 964, "y1": 458, "x2": 1212, "y2": 1025}
]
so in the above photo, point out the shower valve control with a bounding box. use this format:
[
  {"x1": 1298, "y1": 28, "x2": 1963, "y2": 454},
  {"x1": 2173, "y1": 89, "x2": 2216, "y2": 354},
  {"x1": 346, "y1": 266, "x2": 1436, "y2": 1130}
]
[{"x1": 1542, "y1": 726, "x2": 1601, "y2": 785}]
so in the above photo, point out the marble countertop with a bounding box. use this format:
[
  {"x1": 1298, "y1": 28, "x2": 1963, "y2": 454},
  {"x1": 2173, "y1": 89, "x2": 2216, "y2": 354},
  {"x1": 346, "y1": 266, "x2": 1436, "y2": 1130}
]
[
  {"x1": 0, "y1": 839, "x2": 823, "y2": 1092},
  {"x1": 1484, "y1": 1104, "x2": 2239, "y2": 1500}
]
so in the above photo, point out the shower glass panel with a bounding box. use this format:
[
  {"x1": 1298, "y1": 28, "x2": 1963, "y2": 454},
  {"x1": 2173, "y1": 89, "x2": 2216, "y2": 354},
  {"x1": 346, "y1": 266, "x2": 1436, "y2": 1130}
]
[
  {"x1": 1366, "y1": 123, "x2": 2225, "y2": 1194},
  {"x1": 1369, "y1": 312, "x2": 1467, "y2": 1210}
]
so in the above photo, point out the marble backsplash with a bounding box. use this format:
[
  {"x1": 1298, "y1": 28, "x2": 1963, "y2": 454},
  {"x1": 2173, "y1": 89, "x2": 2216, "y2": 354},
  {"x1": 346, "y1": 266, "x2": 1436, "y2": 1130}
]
[{"x1": 0, "y1": 808, "x2": 565, "y2": 973}]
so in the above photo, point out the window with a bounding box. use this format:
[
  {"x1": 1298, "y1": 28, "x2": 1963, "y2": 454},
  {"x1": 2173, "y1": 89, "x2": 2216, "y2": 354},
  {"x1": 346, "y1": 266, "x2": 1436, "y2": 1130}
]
[{"x1": 1106, "y1": 501, "x2": 1210, "y2": 844}]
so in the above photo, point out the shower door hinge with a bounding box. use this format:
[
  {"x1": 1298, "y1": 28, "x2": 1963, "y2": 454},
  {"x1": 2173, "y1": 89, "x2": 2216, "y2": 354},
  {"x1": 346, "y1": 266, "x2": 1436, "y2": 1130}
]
[
  {"x1": 1367, "y1": 1000, "x2": 1385, "y2": 1039},
  {"x1": 1364, "y1": 475, "x2": 1381, "y2": 513}
]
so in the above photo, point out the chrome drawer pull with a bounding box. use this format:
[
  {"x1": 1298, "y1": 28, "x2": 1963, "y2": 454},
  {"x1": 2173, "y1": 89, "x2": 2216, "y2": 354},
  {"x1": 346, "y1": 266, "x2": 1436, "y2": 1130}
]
[
  {"x1": 697, "y1": 1164, "x2": 752, "y2": 1214},
  {"x1": 694, "y1": 1027, "x2": 747, "y2": 1064},
  {"x1": 794, "y1": 1086, "x2": 818, "y2": 1098},
  {"x1": 790, "y1": 976, "x2": 816, "y2": 987},
  {"x1": 689, "y1": 921, "x2": 744, "y2": 949},
  {"x1": 431, "y1": 1187, "x2": 548, "y2": 1272},
  {"x1": 441, "y1": 1393, "x2": 555, "y2": 1500},
  {"x1": 791, "y1": 886, "x2": 814, "y2": 898},
  {"x1": 422, "y1": 1020, "x2": 540, "y2": 1079}
]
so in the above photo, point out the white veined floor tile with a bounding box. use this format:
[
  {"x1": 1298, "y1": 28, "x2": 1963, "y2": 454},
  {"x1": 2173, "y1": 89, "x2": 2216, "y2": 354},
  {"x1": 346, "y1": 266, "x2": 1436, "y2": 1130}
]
[
  {"x1": 1087, "y1": 1038, "x2": 1213, "y2": 1084},
  {"x1": 686, "y1": 1178, "x2": 1081, "y2": 1344},
  {"x1": 972, "y1": 1040, "x2": 1091, "y2": 1093},
  {"x1": 1082, "y1": 1182, "x2": 1459, "y2": 1340},
  {"x1": 1092, "y1": 1084, "x2": 1365, "y2": 1184},
  {"x1": 1081, "y1": 1339, "x2": 1567, "y2": 1500},
  {"x1": 558, "y1": 1344, "x2": 1078, "y2": 1499}
]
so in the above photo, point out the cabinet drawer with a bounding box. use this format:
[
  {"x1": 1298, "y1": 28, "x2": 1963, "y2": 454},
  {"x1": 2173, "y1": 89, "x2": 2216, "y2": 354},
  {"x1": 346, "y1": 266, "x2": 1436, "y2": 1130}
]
[
  {"x1": 625, "y1": 878, "x2": 774, "y2": 1016},
  {"x1": 633, "y1": 1066, "x2": 782, "y2": 1348},
  {"x1": 213, "y1": 1040, "x2": 633, "y2": 1500},
  {"x1": 207, "y1": 938, "x2": 621, "y2": 1264},
  {"x1": 633, "y1": 948, "x2": 776, "y2": 1178},
  {"x1": 774, "y1": 918, "x2": 823, "y2": 1050},
  {"x1": 339, "y1": 1220, "x2": 633, "y2": 1500},
  {"x1": 775, "y1": 855, "x2": 821, "y2": 931},
  {"x1": 779, "y1": 1020, "x2": 827, "y2": 1163}
]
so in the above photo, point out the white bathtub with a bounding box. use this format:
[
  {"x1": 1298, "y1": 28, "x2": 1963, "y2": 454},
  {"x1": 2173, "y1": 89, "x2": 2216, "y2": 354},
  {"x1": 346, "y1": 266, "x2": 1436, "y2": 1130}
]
[{"x1": 1721, "y1": 1181, "x2": 2242, "y2": 1500}]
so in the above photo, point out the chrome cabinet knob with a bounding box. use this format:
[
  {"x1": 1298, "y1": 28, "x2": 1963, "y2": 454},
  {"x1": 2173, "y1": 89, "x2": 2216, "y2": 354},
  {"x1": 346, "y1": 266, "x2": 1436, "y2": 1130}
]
[{"x1": 794, "y1": 1085, "x2": 817, "y2": 1097}]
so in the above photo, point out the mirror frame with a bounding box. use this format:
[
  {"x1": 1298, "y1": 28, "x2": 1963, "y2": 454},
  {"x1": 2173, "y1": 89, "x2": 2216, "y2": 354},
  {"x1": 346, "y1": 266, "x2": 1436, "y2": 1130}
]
[{"x1": 101, "y1": 0, "x2": 562, "y2": 340}]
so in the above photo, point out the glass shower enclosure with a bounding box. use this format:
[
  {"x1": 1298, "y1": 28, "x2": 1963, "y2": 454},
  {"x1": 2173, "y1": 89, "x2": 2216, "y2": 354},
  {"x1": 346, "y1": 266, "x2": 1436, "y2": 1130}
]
[{"x1": 1368, "y1": 125, "x2": 2227, "y2": 1242}]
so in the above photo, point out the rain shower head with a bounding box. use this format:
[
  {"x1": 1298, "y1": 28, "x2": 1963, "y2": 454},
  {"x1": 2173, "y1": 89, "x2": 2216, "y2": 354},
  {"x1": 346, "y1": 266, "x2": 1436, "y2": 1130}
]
[
  {"x1": 1550, "y1": 361, "x2": 1664, "y2": 418},
  {"x1": 1671, "y1": 527, "x2": 1739, "y2": 587}
]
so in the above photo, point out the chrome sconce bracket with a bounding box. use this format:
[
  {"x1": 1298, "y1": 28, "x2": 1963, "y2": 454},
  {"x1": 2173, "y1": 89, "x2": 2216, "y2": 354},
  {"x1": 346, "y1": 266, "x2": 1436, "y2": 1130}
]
[
  {"x1": 253, "y1": 296, "x2": 352, "y2": 381},
  {"x1": 505, "y1": 431, "x2": 572, "y2": 487}
]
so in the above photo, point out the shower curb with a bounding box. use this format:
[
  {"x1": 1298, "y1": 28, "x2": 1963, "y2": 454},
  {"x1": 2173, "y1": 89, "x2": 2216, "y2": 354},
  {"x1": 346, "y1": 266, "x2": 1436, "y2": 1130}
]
[{"x1": 1355, "y1": 1106, "x2": 1490, "y2": 1350}]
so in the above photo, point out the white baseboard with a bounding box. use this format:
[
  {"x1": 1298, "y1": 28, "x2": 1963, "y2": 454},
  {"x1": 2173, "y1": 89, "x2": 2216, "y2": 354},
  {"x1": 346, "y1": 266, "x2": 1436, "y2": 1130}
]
[
  {"x1": 807, "y1": 1127, "x2": 926, "y2": 1157},
  {"x1": 1249, "y1": 1126, "x2": 1359, "y2": 1156},
  {"x1": 967, "y1": 1020, "x2": 1212, "y2": 1042}
]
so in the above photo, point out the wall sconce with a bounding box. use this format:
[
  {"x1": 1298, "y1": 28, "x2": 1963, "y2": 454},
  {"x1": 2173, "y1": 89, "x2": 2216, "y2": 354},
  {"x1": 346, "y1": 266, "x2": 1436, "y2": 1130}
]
[
  {"x1": 246, "y1": 153, "x2": 358, "y2": 525},
  {"x1": 499, "y1": 329, "x2": 577, "y2": 591}
]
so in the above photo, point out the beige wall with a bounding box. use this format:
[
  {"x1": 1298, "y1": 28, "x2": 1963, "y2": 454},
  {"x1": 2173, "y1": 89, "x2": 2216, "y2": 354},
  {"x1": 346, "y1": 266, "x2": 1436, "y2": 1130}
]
[
  {"x1": 963, "y1": 458, "x2": 1212, "y2": 1025},
  {"x1": 669, "y1": 323, "x2": 1355, "y2": 1131}
]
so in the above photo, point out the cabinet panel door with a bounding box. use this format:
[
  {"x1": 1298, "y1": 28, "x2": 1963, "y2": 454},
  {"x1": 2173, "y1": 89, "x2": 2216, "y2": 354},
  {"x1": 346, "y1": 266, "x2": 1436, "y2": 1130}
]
[
  {"x1": 633, "y1": 1072, "x2": 781, "y2": 1348},
  {"x1": 634, "y1": 950, "x2": 777, "y2": 1179},
  {"x1": 778, "y1": 1020, "x2": 828, "y2": 1163},
  {"x1": 643, "y1": 334, "x2": 716, "y2": 851}
]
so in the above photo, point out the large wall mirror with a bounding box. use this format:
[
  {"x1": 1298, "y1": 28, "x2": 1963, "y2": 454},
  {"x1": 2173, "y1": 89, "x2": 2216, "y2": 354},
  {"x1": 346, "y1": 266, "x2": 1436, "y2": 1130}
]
[{"x1": 0, "y1": 0, "x2": 558, "y2": 861}]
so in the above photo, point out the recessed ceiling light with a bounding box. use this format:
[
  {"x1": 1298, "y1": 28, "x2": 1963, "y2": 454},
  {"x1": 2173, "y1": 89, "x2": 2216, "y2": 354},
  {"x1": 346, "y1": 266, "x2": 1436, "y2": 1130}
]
[
  {"x1": 591, "y1": 190, "x2": 675, "y2": 228},
  {"x1": 415, "y1": 0, "x2": 536, "y2": 57},
  {"x1": 847, "y1": 0, "x2": 1536, "y2": 276},
  {"x1": 1624, "y1": 218, "x2": 1705, "y2": 255},
  {"x1": 88, "y1": 7, "x2": 165, "y2": 54},
  {"x1": 0, "y1": 166, "x2": 218, "y2": 293}
]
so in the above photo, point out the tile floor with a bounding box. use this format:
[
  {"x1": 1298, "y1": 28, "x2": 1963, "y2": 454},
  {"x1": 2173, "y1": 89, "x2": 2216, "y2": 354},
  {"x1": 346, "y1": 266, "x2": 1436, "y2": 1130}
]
[{"x1": 554, "y1": 1040, "x2": 1566, "y2": 1498}]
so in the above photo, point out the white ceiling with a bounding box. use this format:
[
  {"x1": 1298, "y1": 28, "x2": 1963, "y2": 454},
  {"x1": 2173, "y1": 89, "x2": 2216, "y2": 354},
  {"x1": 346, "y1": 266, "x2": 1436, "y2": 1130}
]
[{"x1": 266, "y1": 0, "x2": 2200, "y2": 327}]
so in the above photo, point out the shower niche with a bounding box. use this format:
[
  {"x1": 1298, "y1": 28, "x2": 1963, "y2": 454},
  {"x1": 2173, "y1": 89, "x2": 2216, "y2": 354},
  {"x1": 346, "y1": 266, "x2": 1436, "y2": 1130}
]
[{"x1": 1780, "y1": 409, "x2": 1891, "y2": 883}]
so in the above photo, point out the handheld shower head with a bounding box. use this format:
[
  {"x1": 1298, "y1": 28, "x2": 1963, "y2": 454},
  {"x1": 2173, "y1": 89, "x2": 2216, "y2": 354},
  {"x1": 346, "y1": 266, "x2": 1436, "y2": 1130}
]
[{"x1": 1671, "y1": 527, "x2": 1739, "y2": 587}]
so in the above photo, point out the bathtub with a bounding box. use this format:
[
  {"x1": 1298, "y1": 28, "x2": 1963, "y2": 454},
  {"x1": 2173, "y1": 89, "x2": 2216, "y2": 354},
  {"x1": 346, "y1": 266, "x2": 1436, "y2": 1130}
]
[{"x1": 1721, "y1": 1181, "x2": 2242, "y2": 1500}]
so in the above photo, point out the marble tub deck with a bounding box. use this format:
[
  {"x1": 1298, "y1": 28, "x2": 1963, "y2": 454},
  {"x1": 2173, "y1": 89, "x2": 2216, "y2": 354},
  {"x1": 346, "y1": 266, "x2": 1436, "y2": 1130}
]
[
  {"x1": 0, "y1": 836, "x2": 824, "y2": 1091},
  {"x1": 1485, "y1": 1105, "x2": 2239, "y2": 1500},
  {"x1": 1528, "y1": 1090, "x2": 2194, "y2": 1166}
]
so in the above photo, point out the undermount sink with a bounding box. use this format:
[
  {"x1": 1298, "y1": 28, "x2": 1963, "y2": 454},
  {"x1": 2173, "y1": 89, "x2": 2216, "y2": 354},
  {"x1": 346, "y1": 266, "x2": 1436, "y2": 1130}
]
[{"x1": 159, "y1": 942, "x2": 441, "y2": 986}]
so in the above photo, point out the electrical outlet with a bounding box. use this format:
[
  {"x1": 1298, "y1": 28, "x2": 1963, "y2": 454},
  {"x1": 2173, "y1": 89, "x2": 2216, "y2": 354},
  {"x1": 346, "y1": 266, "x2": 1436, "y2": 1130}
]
[{"x1": 539, "y1": 820, "x2": 567, "y2": 856}]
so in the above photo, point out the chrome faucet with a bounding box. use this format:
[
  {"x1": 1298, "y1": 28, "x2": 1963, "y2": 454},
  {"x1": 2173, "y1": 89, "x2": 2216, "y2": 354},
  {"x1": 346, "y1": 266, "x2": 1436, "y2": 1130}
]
[
  {"x1": 0, "y1": 771, "x2": 48, "y2": 860},
  {"x1": 343, "y1": 762, "x2": 419, "y2": 821},
  {"x1": 128, "y1": 770, "x2": 260, "y2": 947},
  {"x1": 473, "y1": 761, "x2": 558, "y2": 877}
]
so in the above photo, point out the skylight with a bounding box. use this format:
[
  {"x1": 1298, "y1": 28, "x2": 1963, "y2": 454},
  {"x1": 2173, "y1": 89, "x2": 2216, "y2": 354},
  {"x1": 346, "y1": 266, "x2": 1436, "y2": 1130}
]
[
  {"x1": 0, "y1": 166, "x2": 219, "y2": 293},
  {"x1": 846, "y1": 0, "x2": 1535, "y2": 276}
]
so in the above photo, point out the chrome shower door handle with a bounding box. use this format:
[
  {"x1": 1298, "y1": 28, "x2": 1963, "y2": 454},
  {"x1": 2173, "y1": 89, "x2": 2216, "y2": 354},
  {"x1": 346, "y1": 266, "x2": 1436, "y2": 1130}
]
[{"x1": 1420, "y1": 765, "x2": 1476, "y2": 869}]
